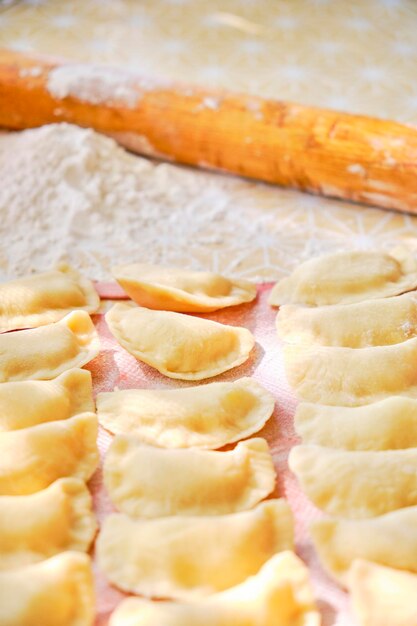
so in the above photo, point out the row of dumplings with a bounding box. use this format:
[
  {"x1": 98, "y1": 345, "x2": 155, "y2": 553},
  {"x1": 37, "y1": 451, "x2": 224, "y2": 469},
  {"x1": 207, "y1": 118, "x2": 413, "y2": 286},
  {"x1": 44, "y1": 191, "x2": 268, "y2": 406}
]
[
  {"x1": 0, "y1": 263, "x2": 315, "y2": 626},
  {"x1": 0, "y1": 267, "x2": 102, "y2": 625},
  {"x1": 273, "y1": 248, "x2": 417, "y2": 405},
  {"x1": 272, "y1": 248, "x2": 417, "y2": 624},
  {"x1": 97, "y1": 264, "x2": 322, "y2": 624}
]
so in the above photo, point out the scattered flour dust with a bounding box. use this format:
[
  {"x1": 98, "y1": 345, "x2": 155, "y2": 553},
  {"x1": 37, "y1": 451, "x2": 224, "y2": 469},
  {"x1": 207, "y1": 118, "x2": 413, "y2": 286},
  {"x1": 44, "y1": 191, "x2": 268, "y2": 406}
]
[
  {"x1": 47, "y1": 65, "x2": 144, "y2": 108},
  {"x1": 0, "y1": 123, "x2": 406, "y2": 282}
]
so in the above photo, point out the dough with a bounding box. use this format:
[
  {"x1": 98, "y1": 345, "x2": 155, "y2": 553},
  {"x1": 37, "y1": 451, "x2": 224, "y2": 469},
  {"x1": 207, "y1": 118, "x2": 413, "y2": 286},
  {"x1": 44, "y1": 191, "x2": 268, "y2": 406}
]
[
  {"x1": 277, "y1": 290, "x2": 417, "y2": 347},
  {"x1": 97, "y1": 377, "x2": 274, "y2": 449},
  {"x1": 284, "y1": 337, "x2": 417, "y2": 406},
  {"x1": 97, "y1": 500, "x2": 293, "y2": 599},
  {"x1": 106, "y1": 303, "x2": 254, "y2": 380},
  {"x1": 295, "y1": 397, "x2": 417, "y2": 450},
  {"x1": 112, "y1": 263, "x2": 256, "y2": 312},
  {"x1": 348, "y1": 559, "x2": 417, "y2": 626},
  {"x1": 104, "y1": 436, "x2": 275, "y2": 517},
  {"x1": 311, "y1": 505, "x2": 417, "y2": 585},
  {"x1": 0, "y1": 369, "x2": 94, "y2": 432},
  {"x1": 0, "y1": 311, "x2": 100, "y2": 382},
  {"x1": 269, "y1": 248, "x2": 417, "y2": 306},
  {"x1": 290, "y1": 444, "x2": 417, "y2": 518},
  {"x1": 0, "y1": 551, "x2": 94, "y2": 626},
  {"x1": 0, "y1": 264, "x2": 100, "y2": 332},
  {"x1": 0, "y1": 412, "x2": 99, "y2": 495},
  {"x1": 0, "y1": 478, "x2": 96, "y2": 569},
  {"x1": 108, "y1": 551, "x2": 319, "y2": 626}
]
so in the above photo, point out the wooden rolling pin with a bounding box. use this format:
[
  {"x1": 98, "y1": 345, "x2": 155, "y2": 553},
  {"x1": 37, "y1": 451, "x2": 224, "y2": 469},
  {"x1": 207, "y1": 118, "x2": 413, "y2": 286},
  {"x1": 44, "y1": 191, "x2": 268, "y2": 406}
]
[{"x1": 1, "y1": 48, "x2": 416, "y2": 213}]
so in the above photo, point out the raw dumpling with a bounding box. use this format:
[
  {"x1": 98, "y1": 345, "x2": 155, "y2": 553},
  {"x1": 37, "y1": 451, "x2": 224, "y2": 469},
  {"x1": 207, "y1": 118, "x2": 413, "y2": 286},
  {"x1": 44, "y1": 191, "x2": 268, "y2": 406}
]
[
  {"x1": 106, "y1": 303, "x2": 254, "y2": 380},
  {"x1": 0, "y1": 311, "x2": 100, "y2": 383},
  {"x1": 311, "y1": 505, "x2": 417, "y2": 585},
  {"x1": 0, "y1": 264, "x2": 100, "y2": 333},
  {"x1": 97, "y1": 377, "x2": 274, "y2": 449},
  {"x1": 112, "y1": 263, "x2": 256, "y2": 313},
  {"x1": 0, "y1": 412, "x2": 99, "y2": 495},
  {"x1": 97, "y1": 500, "x2": 293, "y2": 599},
  {"x1": 277, "y1": 290, "x2": 417, "y2": 347},
  {"x1": 295, "y1": 397, "x2": 417, "y2": 450},
  {"x1": 348, "y1": 559, "x2": 417, "y2": 626},
  {"x1": 284, "y1": 337, "x2": 417, "y2": 406},
  {"x1": 109, "y1": 551, "x2": 319, "y2": 626},
  {"x1": 104, "y1": 436, "x2": 275, "y2": 517},
  {"x1": 269, "y1": 248, "x2": 417, "y2": 306},
  {"x1": 0, "y1": 551, "x2": 94, "y2": 626},
  {"x1": 289, "y1": 444, "x2": 417, "y2": 518},
  {"x1": 0, "y1": 478, "x2": 96, "y2": 569},
  {"x1": 0, "y1": 369, "x2": 94, "y2": 432}
]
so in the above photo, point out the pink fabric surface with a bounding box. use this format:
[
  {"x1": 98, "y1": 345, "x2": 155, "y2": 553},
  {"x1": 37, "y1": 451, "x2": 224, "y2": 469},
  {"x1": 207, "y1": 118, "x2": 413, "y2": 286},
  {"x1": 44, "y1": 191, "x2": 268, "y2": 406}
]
[{"x1": 86, "y1": 283, "x2": 352, "y2": 626}]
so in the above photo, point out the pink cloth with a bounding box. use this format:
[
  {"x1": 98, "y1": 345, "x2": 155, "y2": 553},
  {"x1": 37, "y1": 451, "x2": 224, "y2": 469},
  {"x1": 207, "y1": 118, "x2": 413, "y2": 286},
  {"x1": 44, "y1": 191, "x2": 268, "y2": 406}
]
[{"x1": 87, "y1": 283, "x2": 351, "y2": 626}]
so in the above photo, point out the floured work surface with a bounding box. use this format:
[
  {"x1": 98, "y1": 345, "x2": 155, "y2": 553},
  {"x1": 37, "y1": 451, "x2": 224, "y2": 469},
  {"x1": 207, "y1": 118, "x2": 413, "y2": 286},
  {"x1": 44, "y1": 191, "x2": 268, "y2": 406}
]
[{"x1": 87, "y1": 282, "x2": 350, "y2": 626}]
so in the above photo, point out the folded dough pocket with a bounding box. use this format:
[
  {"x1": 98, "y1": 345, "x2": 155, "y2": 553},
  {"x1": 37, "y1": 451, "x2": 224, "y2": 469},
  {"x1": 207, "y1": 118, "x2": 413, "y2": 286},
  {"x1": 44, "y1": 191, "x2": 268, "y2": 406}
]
[
  {"x1": 0, "y1": 369, "x2": 94, "y2": 432},
  {"x1": 104, "y1": 436, "x2": 275, "y2": 517},
  {"x1": 295, "y1": 397, "x2": 417, "y2": 450},
  {"x1": 311, "y1": 505, "x2": 417, "y2": 585},
  {"x1": 0, "y1": 551, "x2": 94, "y2": 626},
  {"x1": 269, "y1": 248, "x2": 417, "y2": 306},
  {"x1": 277, "y1": 290, "x2": 417, "y2": 348},
  {"x1": 284, "y1": 337, "x2": 417, "y2": 406},
  {"x1": 112, "y1": 263, "x2": 256, "y2": 312},
  {"x1": 289, "y1": 444, "x2": 417, "y2": 518},
  {"x1": 0, "y1": 412, "x2": 99, "y2": 495},
  {"x1": 0, "y1": 264, "x2": 100, "y2": 332},
  {"x1": 0, "y1": 311, "x2": 100, "y2": 383},
  {"x1": 348, "y1": 559, "x2": 417, "y2": 626},
  {"x1": 97, "y1": 377, "x2": 274, "y2": 449},
  {"x1": 0, "y1": 477, "x2": 97, "y2": 569},
  {"x1": 109, "y1": 551, "x2": 319, "y2": 626},
  {"x1": 106, "y1": 303, "x2": 255, "y2": 380},
  {"x1": 97, "y1": 500, "x2": 293, "y2": 599}
]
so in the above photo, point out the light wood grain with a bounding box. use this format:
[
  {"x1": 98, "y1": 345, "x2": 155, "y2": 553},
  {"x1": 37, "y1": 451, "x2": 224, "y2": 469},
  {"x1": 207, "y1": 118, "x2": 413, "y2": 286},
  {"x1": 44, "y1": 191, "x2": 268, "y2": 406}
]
[{"x1": 0, "y1": 48, "x2": 416, "y2": 213}]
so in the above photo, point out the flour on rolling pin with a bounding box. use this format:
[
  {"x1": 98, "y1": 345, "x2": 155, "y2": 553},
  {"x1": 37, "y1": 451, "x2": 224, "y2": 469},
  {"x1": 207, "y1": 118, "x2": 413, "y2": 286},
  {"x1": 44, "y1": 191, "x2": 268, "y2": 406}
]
[{"x1": 47, "y1": 64, "x2": 165, "y2": 108}]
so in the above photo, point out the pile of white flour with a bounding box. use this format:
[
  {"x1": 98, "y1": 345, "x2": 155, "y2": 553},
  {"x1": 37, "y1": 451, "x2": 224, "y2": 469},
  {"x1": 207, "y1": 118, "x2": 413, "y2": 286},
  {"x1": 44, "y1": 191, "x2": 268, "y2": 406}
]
[
  {"x1": 0, "y1": 123, "x2": 288, "y2": 280},
  {"x1": 1, "y1": 123, "x2": 399, "y2": 282}
]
